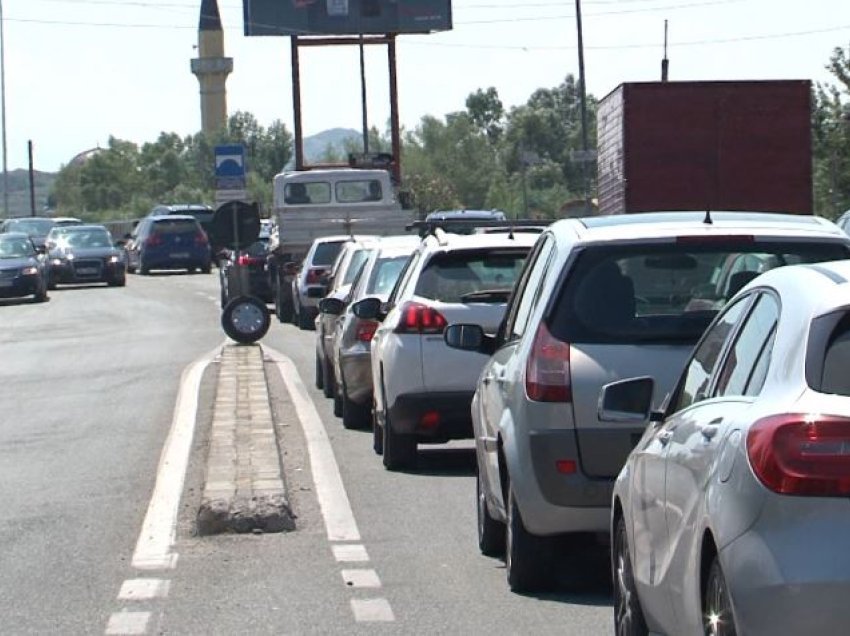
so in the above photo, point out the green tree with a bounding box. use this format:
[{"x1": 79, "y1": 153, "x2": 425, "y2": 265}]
[{"x1": 813, "y1": 43, "x2": 850, "y2": 218}]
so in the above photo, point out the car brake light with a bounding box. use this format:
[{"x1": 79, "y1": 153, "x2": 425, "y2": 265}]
[
  {"x1": 145, "y1": 234, "x2": 163, "y2": 247},
  {"x1": 394, "y1": 301, "x2": 448, "y2": 335},
  {"x1": 195, "y1": 231, "x2": 208, "y2": 246},
  {"x1": 237, "y1": 254, "x2": 261, "y2": 266},
  {"x1": 525, "y1": 321, "x2": 571, "y2": 402},
  {"x1": 355, "y1": 320, "x2": 379, "y2": 342},
  {"x1": 747, "y1": 413, "x2": 850, "y2": 496},
  {"x1": 306, "y1": 267, "x2": 326, "y2": 285}
]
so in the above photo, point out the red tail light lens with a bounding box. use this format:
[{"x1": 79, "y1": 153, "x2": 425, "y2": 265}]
[
  {"x1": 145, "y1": 234, "x2": 163, "y2": 247},
  {"x1": 195, "y1": 231, "x2": 208, "y2": 246},
  {"x1": 747, "y1": 414, "x2": 850, "y2": 496},
  {"x1": 394, "y1": 301, "x2": 448, "y2": 335},
  {"x1": 355, "y1": 320, "x2": 379, "y2": 342},
  {"x1": 306, "y1": 268, "x2": 326, "y2": 285},
  {"x1": 525, "y1": 322, "x2": 571, "y2": 402},
  {"x1": 237, "y1": 254, "x2": 261, "y2": 266}
]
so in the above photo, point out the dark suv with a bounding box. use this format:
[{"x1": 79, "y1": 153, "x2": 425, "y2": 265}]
[{"x1": 126, "y1": 215, "x2": 212, "y2": 274}]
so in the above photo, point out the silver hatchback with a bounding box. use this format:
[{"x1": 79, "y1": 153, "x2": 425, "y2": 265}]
[
  {"x1": 445, "y1": 211, "x2": 850, "y2": 593},
  {"x1": 609, "y1": 258, "x2": 850, "y2": 636}
]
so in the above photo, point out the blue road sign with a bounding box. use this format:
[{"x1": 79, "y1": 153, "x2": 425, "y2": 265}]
[{"x1": 215, "y1": 145, "x2": 246, "y2": 190}]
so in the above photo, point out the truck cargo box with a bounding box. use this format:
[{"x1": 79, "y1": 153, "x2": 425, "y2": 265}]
[{"x1": 597, "y1": 80, "x2": 812, "y2": 215}]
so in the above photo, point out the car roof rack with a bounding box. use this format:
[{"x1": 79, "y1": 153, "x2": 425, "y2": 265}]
[{"x1": 406, "y1": 218, "x2": 547, "y2": 239}]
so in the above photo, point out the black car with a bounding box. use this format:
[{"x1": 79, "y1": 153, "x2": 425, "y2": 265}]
[
  {"x1": 47, "y1": 225, "x2": 127, "y2": 288},
  {"x1": 0, "y1": 232, "x2": 49, "y2": 302},
  {"x1": 219, "y1": 236, "x2": 273, "y2": 307}
]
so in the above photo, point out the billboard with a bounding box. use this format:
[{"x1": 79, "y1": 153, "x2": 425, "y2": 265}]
[{"x1": 243, "y1": 0, "x2": 452, "y2": 36}]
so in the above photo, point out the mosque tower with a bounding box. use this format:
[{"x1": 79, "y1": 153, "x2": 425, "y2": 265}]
[{"x1": 190, "y1": 0, "x2": 233, "y2": 135}]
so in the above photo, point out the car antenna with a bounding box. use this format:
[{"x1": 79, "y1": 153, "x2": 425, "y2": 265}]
[{"x1": 703, "y1": 209, "x2": 713, "y2": 225}]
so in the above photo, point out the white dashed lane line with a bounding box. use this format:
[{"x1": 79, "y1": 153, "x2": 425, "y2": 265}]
[
  {"x1": 266, "y1": 346, "x2": 397, "y2": 624},
  {"x1": 105, "y1": 611, "x2": 150, "y2": 636}
]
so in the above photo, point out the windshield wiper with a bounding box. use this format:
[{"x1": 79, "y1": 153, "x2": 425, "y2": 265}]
[{"x1": 460, "y1": 289, "x2": 512, "y2": 303}]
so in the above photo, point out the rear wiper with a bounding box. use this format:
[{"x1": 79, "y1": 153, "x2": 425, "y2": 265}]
[{"x1": 460, "y1": 289, "x2": 512, "y2": 303}]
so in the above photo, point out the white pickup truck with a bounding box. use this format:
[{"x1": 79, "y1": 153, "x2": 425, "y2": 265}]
[{"x1": 266, "y1": 168, "x2": 416, "y2": 323}]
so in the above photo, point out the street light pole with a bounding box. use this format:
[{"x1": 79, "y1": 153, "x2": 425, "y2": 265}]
[
  {"x1": 0, "y1": 0, "x2": 8, "y2": 219},
  {"x1": 574, "y1": 0, "x2": 592, "y2": 215}
]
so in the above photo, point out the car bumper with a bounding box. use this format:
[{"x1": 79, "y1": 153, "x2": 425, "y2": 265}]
[
  {"x1": 50, "y1": 262, "x2": 124, "y2": 283},
  {"x1": 0, "y1": 275, "x2": 40, "y2": 297},
  {"x1": 339, "y1": 347, "x2": 373, "y2": 405},
  {"x1": 387, "y1": 391, "x2": 475, "y2": 441},
  {"x1": 721, "y1": 499, "x2": 850, "y2": 636}
]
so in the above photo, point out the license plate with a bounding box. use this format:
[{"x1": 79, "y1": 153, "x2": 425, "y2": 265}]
[
  {"x1": 77, "y1": 267, "x2": 98, "y2": 275},
  {"x1": 170, "y1": 252, "x2": 189, "y2": 259}
]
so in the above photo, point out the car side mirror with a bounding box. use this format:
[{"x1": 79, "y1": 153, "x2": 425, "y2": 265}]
[
  {"x1": 598, "y1": 377, "x2": 654, "y2": 423},
  {"x1": 319, "y1": 297, "x2": 345, "y2": 315},
  {"x1": 444, "y1": 324, "x2": 496, "y2": 355},
  {"x1": 352, "y1": 297, "x2": 383, "y2": 321}
]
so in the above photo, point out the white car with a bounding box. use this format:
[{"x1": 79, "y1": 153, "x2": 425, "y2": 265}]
[{"x1": 353, "y1": 229, "x2": 537, "y2": 470}]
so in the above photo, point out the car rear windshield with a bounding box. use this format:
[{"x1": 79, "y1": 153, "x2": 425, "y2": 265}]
[
  {"x1": 368, "y1": 256, "x2": 409, "y2": 295},
  {"x1": 312, "y1": 241, "x2": 344, "y2": 267},
  {"x1": 550, "y1": 240, "x2": 850, "y2": 345},
  {"x1": 415, "y1": 248, "x2": 529, "y2": 303},
  {"x1": 153, "y1": 219, "x2": 199, "y2": 234},
  {"x1": 65, "y1": 230, "x2": 112, "y2": 248},
  {"x1": 244, "y1": 239, "x2": 269, "y2": 257},
  {"x1": 7, "y1": 218, "x2": 54, "y2": 236}
]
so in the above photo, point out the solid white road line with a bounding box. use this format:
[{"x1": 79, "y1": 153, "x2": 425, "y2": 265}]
[
  {"x1": 131, "y1": 346, "x2": 220, "y2": 570},
  {"x1": 117, "y1": 578, "x2": 171, "y2": 601},
  {"x1": 266, "y1": 347, "x2": 361, "y2": 542},
  {"x1": 350, "y1": 599, "x2": 395, "y2": 622},
  {"x1": 341, "y1": 569, "x2": 382, "y2": 588},
  {"x1": 332, "y1": 544, "x2": 370, "y2": 562},
  {"x1": 105, "y1": 610, "x2": 150, "y2": 635}
]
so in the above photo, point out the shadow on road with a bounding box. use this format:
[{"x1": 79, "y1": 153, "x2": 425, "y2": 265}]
[{"x1": 413, "y1": 446, "x2": 476, "y2": 477}]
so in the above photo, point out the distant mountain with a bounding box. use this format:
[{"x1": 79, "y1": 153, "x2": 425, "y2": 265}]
[
  {"x1": 301, "y1": 127, "x2": 362, "y2": 164},
  {"x1": 0, "y1": 169, "x2": 56, "y2": 218}
]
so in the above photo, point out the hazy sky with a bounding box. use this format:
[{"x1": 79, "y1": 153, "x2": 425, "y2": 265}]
[{"x1": 5, "y1": 0, "x2": 850, "y2": 172}]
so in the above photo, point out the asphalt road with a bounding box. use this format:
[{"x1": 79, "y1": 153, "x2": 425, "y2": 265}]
[{"x1": 0, "y1": 273, "x2": 614, "y2": 635}]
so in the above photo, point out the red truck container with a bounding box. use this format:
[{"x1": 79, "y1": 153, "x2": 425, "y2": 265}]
[{"x1": 596, "y1": 80, "x2": 813, "y2": 215}]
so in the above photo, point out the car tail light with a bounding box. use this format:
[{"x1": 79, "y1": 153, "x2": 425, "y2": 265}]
[
  {"x1": 747, "y1": 413, "x2": 850, "y2": 496},
  {"x1": 420, "y1": 411, "x2": 441, "y2": 429},
  {"x1": 355, "y1": 320, "x2": 379, "y2": 342},
  {"x1": 394, "y1": 301, "x2": 448, "y2": 335},
  {"x1": 237, "y1": 254, "x2": 261, "y2": 266},
  {"x1": 306, "y1": 267, "x2": 326, "y2": 285},
  {"x1": 195, "y1": 231, "x2": 208, "y2": 246},
  {"x1": 525, "y1": 321, "x2": 571, "y2": 402},
  {"x1": 145, "y1": 234, "x2": 163, "y2": 247}
]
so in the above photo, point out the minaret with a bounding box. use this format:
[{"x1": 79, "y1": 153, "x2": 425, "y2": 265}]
[{"x1": 190, "y1": 0, "x2": 233, "y2": 135}]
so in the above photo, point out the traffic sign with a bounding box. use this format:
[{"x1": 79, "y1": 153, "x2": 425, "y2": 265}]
[{"x1": 215, "y1": 145, "x2": 246, "y2": 191}]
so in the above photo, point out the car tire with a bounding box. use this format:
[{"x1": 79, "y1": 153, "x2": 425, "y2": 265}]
[
  {"x1": 201, "y1": 264, "x2": 212, "y2": 274},
  {"x1": 505, "y1": 484, "x2": 554, "y2": 593},
  {"x1": 34, "y1": 287, "x2": 49, "y2": 303},
  {"x1": 341, "y1": 379, "x2": 369, "y2": 430},
  {"x1": 276, "y1": 284, "x2": 293, "y2": 323},
  {"x1": 704, "y1": 556, "x2": 737, "y2": 636},
  {"x1": 613, "y1": 516, "x2": 648, "y2": 636},
  {"x1": 108, "y1": 277, "x2": 126, "y2": 287},
  {"x1": 315, "y1": 353, "x2": 325, "y2": 390},
  {"x1": 322, "y1": 358, "x2": 335, "y2": 399},
  {"x1": 372, "y1": 404, "x2": 384, "y2": 455},
  {"x1": 221, "y1": 296, "x2": 271, "y2": 344},
  {"x1": 298, "y1": 308, "x2": 313, "y2": 331},
  {"x1": 477, "y1": 471, "x2": 506, "y2": 557},
  {"x1": 382, "y1": 413, "x2": 417, "y2": 471},
  {"x1": 333, "y1": 386, "x2": 343, "y2": 417}
]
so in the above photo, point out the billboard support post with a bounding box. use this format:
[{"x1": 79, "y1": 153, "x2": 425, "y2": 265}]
[{"x1": 291, "y1": 36, "x2": 304, "y2": 172}]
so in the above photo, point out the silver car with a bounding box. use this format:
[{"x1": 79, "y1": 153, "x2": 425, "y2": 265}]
[
  {"x1": 323, "y1": 236, "x2": 420, "y2": 429},
  {"x1": 444, "y1": 211, "x2": 850, "y2": 593},
  {"x1": 609, "y1": 258, "x2": 850, "y2": 636}
]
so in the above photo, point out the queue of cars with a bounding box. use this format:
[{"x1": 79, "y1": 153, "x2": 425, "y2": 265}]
[{"x1": 292, "y1": 210, "x2": 850, "y2": 635}]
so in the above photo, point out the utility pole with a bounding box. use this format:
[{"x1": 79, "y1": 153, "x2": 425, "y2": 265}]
[
  {"x1": 359, "y1": 33, "x2": 369, "y2": 155},
  {"x1": 661, "y1": 20, "x2": 669, "y2": 81},
  {"x1": 28, "y1": 140, "x2": 35, "y2": 217},
  {"x1": 0, "y1": 0, "x2": 9, "y2": 218},
  {"x1": 574, "y1": 0, "x2": 592, "y2": 215}
]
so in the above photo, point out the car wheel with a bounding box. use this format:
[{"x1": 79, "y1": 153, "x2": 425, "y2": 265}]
[
  {"x1": 704, "y1": 556, "x2": 737, "y2": 636},
  {"x1": 477, "y1": 470, "x2": 506, "y2": 557},
  {"x1": 613, "y1": 516, "x2": 648, "y2": 636},
  {"x1": 34, "y1": 286, "x2": 49, "y2": 303},
  {"x1": 108, "y1": 276, "x2": 126, "y2": 287},
  {"x1": 221, "y1": 296, "x2": 271, "y2": 344},
  {"x1": 201, "y1": 264, "x2": 212, "y2": 274},
  {"x1": 342, "y1": 380, "x2": 369, "y2": 430},
  {"x1": 298, "y1": 308, "x2": 313, "y2": 330},
  {"x1": 505, "y1": 484, "x2": 554, "y2": 592},
  {"x1": 372, "y1": 401, "x2": 384, "y2": 455},
  {"x1": 276, "y1": 284, "x2": 293, "y2": 323},
  {"x1": 322, "y1": 358, "x2": 335, "y2": 399},
  {"x1": 382, "y1": 412, "x2": 417, "y2": 471},
  {"x1": 315, "y1": 353, "x2": 325, "y2": 390}
]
